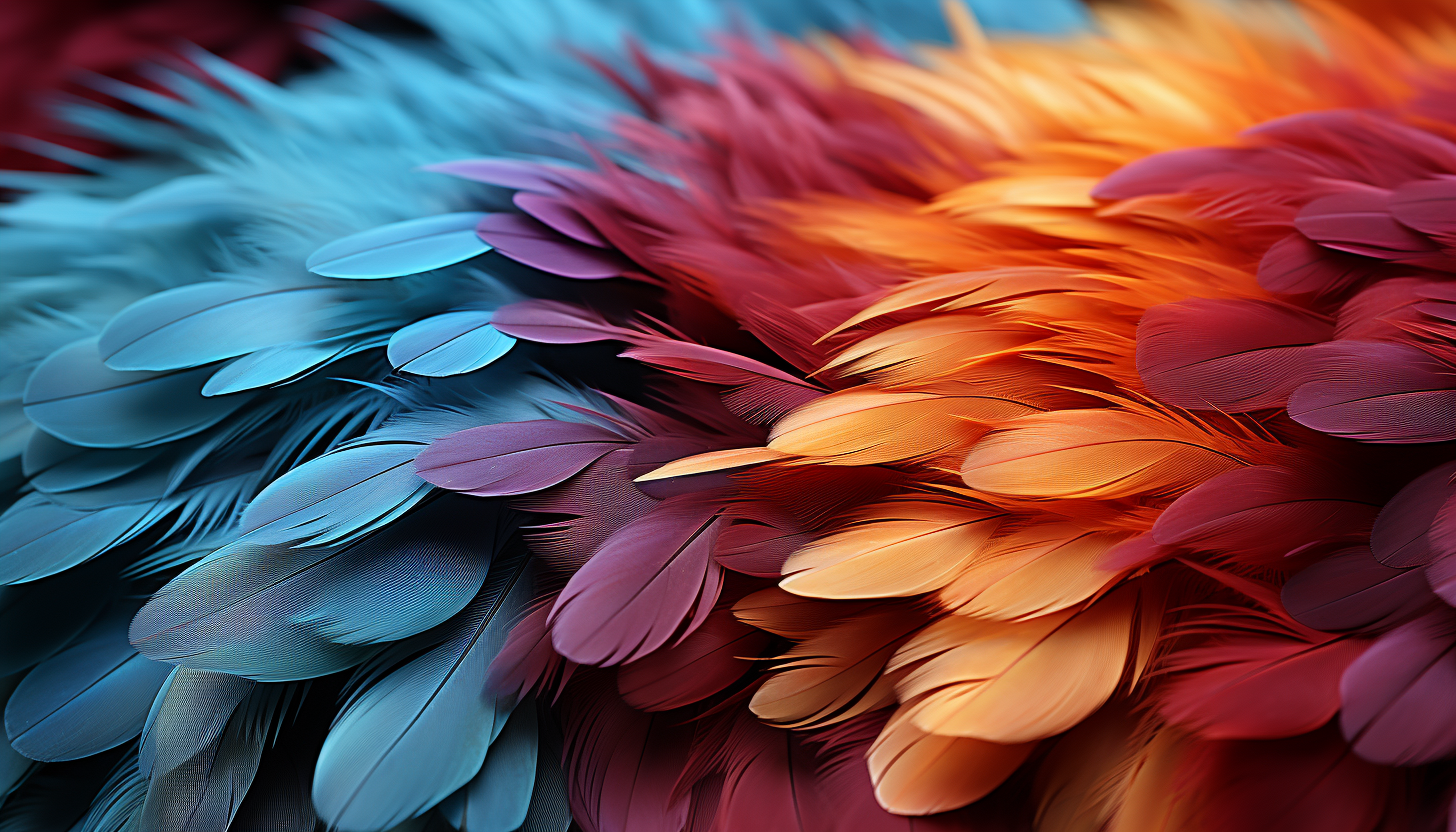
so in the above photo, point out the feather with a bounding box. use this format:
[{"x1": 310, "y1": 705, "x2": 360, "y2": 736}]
[
  {"x1": 1338, "y1": 607, "x2": 1456, "y2": 765},
  {"x1": 439, "y1": 701, "x2": 539, "y2": 832},
  {"x1": 767, "y1": 387, "x2": 1017, "y2": 465},
  {"x1": 1288, "y1": 341, "x2": 1456, "y2": 443},
  {"x1": 618, "y1": 606, "x2": 766, "y2": 711},
  {"x1": 549, "y1": 494, "x2": 724, "y2": 665},
  {"x1": 131, "y1": 500, "x2": 498, "y2": 681},
  {"x1": 238, "y1": 440, "x2": 433, "y2": 547},
  {"x1": 1136, "y1": 299, "x2": 1333, "y2": 412},
  {"x1": 104, "y1": 174, "x2": 241, "y2": 229},
  {"x1": 1156, "y1": 611, "x2": 1366, "y2": 740},
  {"x1": 750, "y1": 606, "x2": 920, "y2": 729},
  {"x1": 0, "y1": 494, "x2": 152, "y2": 584},
  {"x1": 620, "y1": 340, "x2": 824, "y2": 423},
  {"x1": 961, "y1": 406, "x2": 1252, "y2": 500},
  {"x1": 1151, "y1": 465, "x2": 1379, "y2": 562},
  {"x1": 202, "y1": 340, "x2": 355, "y2": 396},
  {"x1": 1370, "y1": 460, "x2": 1456, "y2": 567},
  {"x1": 866, "y1": 709, "x2": 1034, "y2": 816},
  {"x1": 416, "y1": 420, "x2": 629, "y2": 497},
  {"x1": 714, "y1": 516, "x2": 811, "y2": 578},
  {"x1": 1282, "y1": 545, "x2": 1435, "y2": 631},
  {"x1": 822, "y1": 316, "x2": 1046, "y2": 386},
  {"x1": 23, "y1": 338, "x2": 254, "y2": 449},
  {"x1": 387, "y1": 312, "x2": 517, "y2": 378},
  {"x1": 1257, "y1": 234, "x2": 1375, "y2": 298},
  {"x1": 98, "y1": 282, "x2": 338, "y2": 372},
  {"x1": 513, "y1": 732, "x2": 572, "y2": 832},
  {"x1": 781, "y1": 498, "x2": 1003, "y2": 599},
  {"x1": 893, "y1": 584, "x2": 1147, "y2": 743},
  {"x1": 312, "y1": 553, "x2": 533, "y2": 831},
  {"x1": 637, "y1": 447, "x2": 791, "y2": 481},
  {"x1": 514, "y1": 192, "x2": 610, "y2": 247},
  {"x1": 489, "y1": 300, "x2": 641, "y2": 345},
  {"x1": 1294, "y1": 188, "x2": 1442, "y2": 261},
  {"x1": 938, "y1": 524, "x2": 1127, "y2": 621},
  {"x1": 475, "y1": 213, "x2": 628, "y2": 279},
  {"x1": 679, "y1": 711, "x2": 837, "y2": 832},
  {"x1": 559, "y1": 682, "x2": 692, "y2": 832},
  {"x1": 5, "y1": 610, "x2": 171, "y2": 762},
  {"x1": 0, "y1": 678, "x2": 36, "y2": 805},
  {"x1": 306, "y1": 213, "x2": 493, "y2": 279},
  {"x1": 138, "y1": 679, "x2": 268, "y2": 832},
  {"x1": 1389, "y1": 176, "x2": 1456, "y2": 241}
]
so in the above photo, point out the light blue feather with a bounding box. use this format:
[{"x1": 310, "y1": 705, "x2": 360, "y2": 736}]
[
  {"x1": 22, "y1": 339, "x2": 254, "y2": 449},
  {"x1": 0, "y1": 565, "x2": 109, "y2": 677},
  {"x1": 306, "y1": 213, "x2": 493, "y2": 279},
  {"x1": 439, "y1": 700, "x2": 538, "y2": 832},
  {"x1": 130, "y1": 500, "x2": 501, "y2": 681},
  {"x1": 312, "y1": 553, "x2": 533, "y2": 831},
  {"x1": 387, "y1": 312, "x2": 516, "y2": 378},
  {"x1": 4, "y1": 610, "x2": 171, "y2": 762},
  {"x1": 0, "y1": 496, "x2": 153, "y2": 585},
  {"x1": 98, "y1": 282, "x2": 339, "y2": 372}
]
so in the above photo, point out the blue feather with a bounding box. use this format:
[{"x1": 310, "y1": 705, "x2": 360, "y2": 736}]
[
  {"x1": 0, "y1": 679, "x2": 36, "y2": 806},
  {"x1": 23, "y1": 434, "x2": 164, "y2": 496},
  {"x1": 22, "y1": 339, "x2": 254, "y2": 449},
  {"x1": 5, "y1": 611, "x2": 171, "y2": 762},
  {"x1": 387, "y1": 312, "x2": 517, "y2": 378},
  {"x1": 130, "y1": 500, "x2": 501, "y2": 681},
  {"x1": 439, "y1": 699, "x2": 538, "y2": 832},
  {"x1": 239, "y1": 440, "x2": 431, "y2": 547},
  {"x1": 306, "y1": 213, "x2": 493, "y2": 279},
  {"x1": 137, "y1": 669, "x2": 253, "y2": 781},
  {"x1": 516, "y1": 741, "x2": 572, "y2": 832},
  {"x1": 201, "y1": 339, "x2": 365, "y2": 397},
  {"x1": 103, "y1": 175, "x2": 242, "y2": 230},
  {"x1": 312, "y1": 552, "x2": 533, "y2": 831},
  {"x1": 0, "y1": 495, "x2": 153, "y2": 585},
  {"x1": 98, "y1": 283, "x2": 338, "y2": 372}
]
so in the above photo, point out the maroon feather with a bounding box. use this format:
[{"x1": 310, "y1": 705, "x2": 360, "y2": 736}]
[
  {"x1": 616, "y1": 606, "x2": 766, "y2": 711},
  {"x1": 1151, "y1": 465, "x2": 1379, "y2": 562},
  {"x1": 513, "y1": 191, "x2": 612, "y2": 247},
  {"x1": 1258, "y1": 233, "x2": 1375, "y2": 298},
  {"x1": 1090, "y1": 146, "x2": 1250, "y2": 200},
  {"x1": 1339, "y1": 608, "x2": 1456, "y2": 765},
  {"x1": 621, "y1": 341, "x2": 824, "y2": 423},
  {"x1": 1158, "y1": 619, "x2": 1366, "y2": 740},
  {"x1": 1181, "y1": 728, "x2": 1395, "y2": 832},
  {"x1": 549, "y1": 494, "x2": 725, "y2": 665},
  {"x1": 1287, "y1": 341, "x2": 1456, "y2": 443},
  {"x1": 1137, "y1": 298, "x2": 1333, "y2": 411},
  {"x1": 1294, "y1": 188, "x2": 1443, "y2": 261},
  {"x1": 1389, "y1": 176, "x2": 1456, "y2": 241},
  {"x1": 560, "y1": 682, "x2": 693, "y2": 832},
  {"x1": 1370, "y1": 460, "x2": 1456, "y2": 567},
  {"x1": 677, "y1": 711, "x2": 831, "y2": 832},
  {"x1": 476, "y1": 213, "x2": 631, "y2": 279},
  {"x1": 415, "y1": 419, "x2": 629, "y2": 497},
  {"x1": 1282, "y1": 546, "x2": 1435, "y2": 632},
  {"x1": 487, "y1": 602, "x2": 576, "y2": 699}
]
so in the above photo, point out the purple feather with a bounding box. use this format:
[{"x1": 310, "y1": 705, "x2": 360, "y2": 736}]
[
  {"x1": 490, "y1": 300, "x2": 639, "y2": 345},
  {"x1": 1287, "y1": 341, "x2": 1456, "y2": 443},
  {"x1": 1282, "y1": 546, "x2": 1434, "y2": 632},
  {"x1": 1258, "y1": 233, "x2": 1375, "y2": 298},
  {"x1": 1389, "y1": 176, "x2": 1456, "y2": 241},
  {"x1": 415, "y1": 420, "x2": 628, "y2": 497},
  {"x1": 1371, "y1": 461, "x2": 1456, "y2": 567},
  {"x1": 1294, "y1": 188, "x2": 1442, "y2": 261},
  {"x1": 513, "y1": 191, "x2": 610, "y2": 247},
  {"x1": 1339, "y1": 608, "x2": 1456, "y2": 765},
  {"x1": 549, "y1": 495, "x2": 725, "y2": 666},
  {"x1": 476, "y1": 213, "x2": 630, "y2": 279},
  {"x1": 419, "y1": 158, "x2": 571, "y2": 193}
]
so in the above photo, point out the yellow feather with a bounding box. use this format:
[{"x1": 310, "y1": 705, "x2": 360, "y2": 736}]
[
  {"x1": 893, "y1": 585, "x2": 1143, "y2": 743},
  {"x1": 961, "y1": 406, "x2": 1254, "y2": 500},
  {"x1": 868, "y1": 707, "x2": 1036, "y2": 816},
  {"x1": 636, "y1": 446, "x2": 791, "y2": 481},
  {"x1": 938, "y1": 523, "x2": 1128, "y2": 619},
  {"x1": 781, "y1": 498, "x2": 1004, "y2": 599},
  {"x1": 767, "y1": 387, "x2": 1019, "y2": 464},
  {"x1": 749, "y1": 607, "x2": 920, "y2": 729}
]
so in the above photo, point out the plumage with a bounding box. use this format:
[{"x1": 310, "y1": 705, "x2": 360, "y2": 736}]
[
  {"x1": 387, "y1": 312, "x2": 517, "y2": 378},
  {"x1": 312, "y1": 553, "x2": 533, "y2": 831},
  {"x1": 306, "y1": 213, "x2": 494, "y2": 280},
  {"x1": 1338, "y1": 608, "x2": 1456, "y2": 766},
  {"x1": 416, "y1": 420, "x2": 629, "y2": 497}
]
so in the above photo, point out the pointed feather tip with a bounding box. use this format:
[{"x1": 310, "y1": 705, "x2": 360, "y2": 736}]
[{"x1": 635, "y1": 447, "x2": 793, "y2": 482}]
